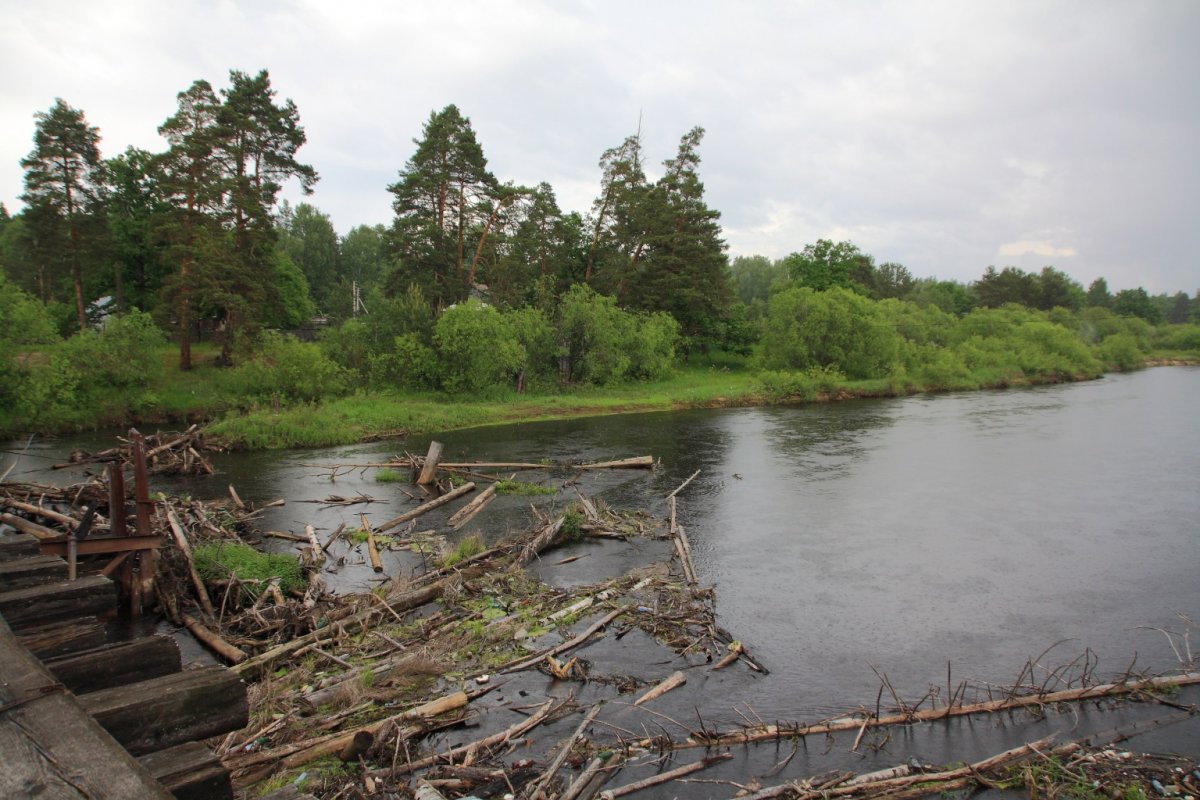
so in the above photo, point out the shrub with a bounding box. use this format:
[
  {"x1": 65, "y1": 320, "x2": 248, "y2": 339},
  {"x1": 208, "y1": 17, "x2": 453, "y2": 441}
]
[
  {"x1": 369, "y1": 333, "x2": 438, "y2": 391},
  {"x1": 228, "y1": 331, "x2": 351, "y2": 404},
  {"x1": 759, "y1": 286, "x2": 900, "y2": 379},
  {"x1": 557, "y1": 284, "x2": 634, "y2": 385},
  {"x1": 433, "y1": 300, "x2": 525, "y2": 396},
  {"x1": 758, "y1": 365, "x2": 846, "y2": 401},
  {"x1": 1096, "y1": 333, "x2": 1145, "y2": 370}
]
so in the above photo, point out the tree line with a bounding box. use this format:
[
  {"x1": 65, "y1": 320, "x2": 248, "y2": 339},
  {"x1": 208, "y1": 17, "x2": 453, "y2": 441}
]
[{"x1": 2, "y1": 69, "x2": 1198, "y2": 424}]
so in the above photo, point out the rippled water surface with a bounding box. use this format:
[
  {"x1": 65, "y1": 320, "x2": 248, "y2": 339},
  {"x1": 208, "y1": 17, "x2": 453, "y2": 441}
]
[{"x1": 7, "y1": 368, "x2": 1199, "y2": 725}]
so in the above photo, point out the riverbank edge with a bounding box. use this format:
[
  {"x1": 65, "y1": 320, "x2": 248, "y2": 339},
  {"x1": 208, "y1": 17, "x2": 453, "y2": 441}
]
[{"x1": 201, "y1": 363, "x2": 1140, "y2": 451}]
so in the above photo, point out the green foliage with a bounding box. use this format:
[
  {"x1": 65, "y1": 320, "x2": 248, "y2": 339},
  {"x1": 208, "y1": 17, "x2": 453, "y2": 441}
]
[
  {"x1": 318, "y1": 318, "x2": 372, "y2": 378},
  {"x1": 1096, "y1": 333, "x2": 1146, "y2": 370},
  {"x1": 495, "y1": 480, "x2": 556, "y2": 496},
  {"x1": 627, "y1": 312, "x2": 680, "y2": 380},
  {"x1": 759, "y1": 286, "x2": 899, "y2": 379},
  {"x1": 561, "y1": 507, "x2": 585, "y2": 542},
  {"x1": 369, "y1": 333, "x2": 437, "y2": 391},
  {"x1": 758, "y1": 365, "x2": 846, "y2": 401},
  {"x1": 504, "y1": 306, "x2": 557, "y2": 383},
  {"x1": 59, "y1": 310, "x2": 166, "y2": 389},
  {"x1": 226, "y1": 331, "x2": 351, "y2": 404},
  {"x1": 558, "y1": 284, "x2": 633, "y2": 385},
  {"x1": 373, "y1": 468, "x2": 403, "y2": 483},
  {"x1": 443, "y1": 534, "x2": 485, "y2": 566},
  {"x1": 782, "y1": 240, "x2": 872, "y2": 293},
  {"x1": 0, "y1": 273, "x2": 60, "y2": 345},
  {"x1": 263, "y1": 249, "x2": 316, "y2": 329},
  {"x1": 1154, "y1": 324, "x2": 1200, "y2": 353},
  {"x1": 193, "y1": 541, "x2": 304, "y2": 604},
  {"x1": 433, "y1": 299, "x2": 524, "y2": 396}
]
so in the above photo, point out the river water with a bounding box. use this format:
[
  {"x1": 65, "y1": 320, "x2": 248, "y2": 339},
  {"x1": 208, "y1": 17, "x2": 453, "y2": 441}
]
[{"x1": 5, "y1": 367, "x2": 1198, "y2": 755}]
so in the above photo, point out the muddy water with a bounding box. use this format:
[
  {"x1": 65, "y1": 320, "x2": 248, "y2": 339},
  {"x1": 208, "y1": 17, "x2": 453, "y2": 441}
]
[{"x1": 5, "y1": 367, "x2": 1199, "y2": 757}]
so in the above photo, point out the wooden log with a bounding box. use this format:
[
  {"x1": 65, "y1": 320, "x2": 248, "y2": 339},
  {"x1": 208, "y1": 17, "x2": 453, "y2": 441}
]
[
  {"x1": 2, "y1": 498, "x2": 87, "y2": 531},
  {"x1": 0, "y1": 532, "x2": 40, "y2": 558},
  {"x1": 80, "y1": 664, "x2": 249, "y2": 756},
  {"x1": 183, "y1": 615, "x2": 248, "y2": 664},
  {"x1": 579, "y1": 455, "x2": 654, "y2": 470},
  {"x1": 165, "y1": 506, "x2": 215, "y2": 618},
  {"x1": 0, "y1": 574, "x2": 116, "y2": 632},
  {"x1": 447, "y1": 483, "x2": 498, "y2": 529},
  {"x1": 513, "y1": 515, "x2": 565, "y2": 567},
  {"x1": 599, "y1": 753, "x2": 732, "y2": 799},
  {"x1": 500, "y1": 606, "x2": 629, "y2": 673},
  {"x1": 337, "y1": 730, "x2": 373, "y2": 762},
  {"x1": 374, "y1": 482, "x2": 476, "y2": 533},
  {"x1": 665, "y1": 671, "x2": 1200, "y2": 751},
  {"x1": 526, "y1": 703, "x2": 603, "y2": 798},
  {"x1": 416, "y1": 440, "x2": 444, "y2": 485},
  {"x1": 0, "y1": 554, "x2": 67, "y2": 589},
  {"x1": 138, "y1": 740, "x2": 232, "y2": 800},
  {"x1": 361, "y1": 513, "x2": 383, "y2": 572},
  {"x1": 44, "y1": 635, "x2": 182, "y2": 695},
  {"x1": 633, "y1": 670, "x2": 686, "y2": 706},
  {"x1": 0, "y1": 616, "x2": 172, "y2": 799},
  {"x1": 304, "y1": 524, "x2": 323, "y2": 566},
  {"x1": 17, "y1": 616, "x2": 107, "y2": 658}
]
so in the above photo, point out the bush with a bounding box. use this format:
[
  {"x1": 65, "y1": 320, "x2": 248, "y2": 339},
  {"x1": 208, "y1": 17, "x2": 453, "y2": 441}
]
[
  {"x1": 628, "y1": 312, "x2": 680, "y2": 380},
  {"x1": 369, "y1": 334, "x2": 438, "y2": 391},
  {"x1": 1096, "y1": 333, "x2": 1145, "y2": 370},
  {"x1": 1154, "y1": 324, "x2": 1200, "y2": 353},
  {"x1": 759, "y1": 286, "x2": 900, "y2": 379},
  {"x1": 557, "y1": 285, "x2": 634, "y2": 385},
  {"x1": 433, "y1": 300, "x2": 525, "y2": 396},
  {"x1": 228, "y1": 331, "x2": 351, "y2": 404},
  {"x1": 0, "y1": 275, "x2": 59, "y2": 345},
  {"x1": 758, "y1": 365, "x2": 846, "y2": 400},
  {"x1": 59, "y1": 310, "x2": 166, "y2": 389}
]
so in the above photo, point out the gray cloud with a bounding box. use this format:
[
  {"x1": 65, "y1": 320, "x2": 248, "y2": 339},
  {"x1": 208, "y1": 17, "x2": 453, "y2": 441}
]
[{"x1": 2, "y1": 0, "x2": 1196, "y2": 294}]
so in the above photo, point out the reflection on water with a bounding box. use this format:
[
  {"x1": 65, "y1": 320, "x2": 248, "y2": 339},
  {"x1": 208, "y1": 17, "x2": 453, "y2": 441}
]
[{"x1": 5, "y1": 369, "x2": 1199, "y2": 722}]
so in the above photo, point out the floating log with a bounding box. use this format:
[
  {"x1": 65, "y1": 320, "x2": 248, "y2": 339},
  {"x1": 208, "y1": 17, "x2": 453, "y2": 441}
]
[
  {"x1": 633, "y1": 670, "x2": 687, "y2": 706},
  {"x1": 599, "y1": 753, "x2": 732, "y2": 799},
  {"x1": 183, "y1": 615, "x2": 248, "y2": 665},
  {"x1": 80, "y1": 664, "x2": 249, "y2": 756},
  {"x1": 0, "y1": 616, "x2": 172, "y2": 799},
  {"x1": 44, "y1": 635, "x2": 182, "y2": 695},
  {"x1": 3, "y1": 498, "x2": 91, "y2": 531},
  {"x1": 360, "y1": 513, "x2": 383, "y2": 572},
  {"x1": 138, "y1": 741, "x2": 233, "y2": 800},
  {"x1": 526, "y1": 703, "x2": 604, "y2": 798},
  {"x1": 500, "y1": 606, "x2": 629, "y2": 673},
  {"x1": 374, "y1": 482, "x2": 476, "y2": 533},
  {"x1": 416, "y1": 441, "x2": 444, "y2": 485},
  {"x1": 0, "y1": 574, "x2": 116, "y2": 632},
  {"x1": 304, "y1": 524, "x2": 323, "y2": 566},
  {"x1": 0, "y1": 554, "x2": 67, "y2": 589},
  {"x1": 447, "y1": 483, "x2": 498, "y2": 530}
]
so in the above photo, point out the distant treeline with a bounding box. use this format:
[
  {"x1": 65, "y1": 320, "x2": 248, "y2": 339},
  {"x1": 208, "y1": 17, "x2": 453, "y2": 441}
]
[{"x1": 2, "y1": 73, "x2": 1199, "y2": 436}]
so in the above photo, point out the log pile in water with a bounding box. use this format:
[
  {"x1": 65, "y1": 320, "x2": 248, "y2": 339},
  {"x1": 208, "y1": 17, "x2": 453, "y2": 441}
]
[{"x1": 53, "y1": 424, "x2": 216, "y2": 476}]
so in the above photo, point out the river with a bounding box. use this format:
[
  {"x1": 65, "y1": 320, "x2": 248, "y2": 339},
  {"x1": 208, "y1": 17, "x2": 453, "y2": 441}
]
[{"x1": 5, "y1": 366, "x2": 1198, "y2": 758}]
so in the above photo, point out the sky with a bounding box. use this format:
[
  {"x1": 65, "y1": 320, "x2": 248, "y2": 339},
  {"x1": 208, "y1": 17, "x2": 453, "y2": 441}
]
[{"x1": 2, "y1": 0, "x2": 1197, "y2": 295}]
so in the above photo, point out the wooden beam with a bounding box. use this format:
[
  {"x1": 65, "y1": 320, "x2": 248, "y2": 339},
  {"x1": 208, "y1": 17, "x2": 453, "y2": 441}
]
[
  {"x1": 40, "y1": 534, "x2": 162, "y2": 557},
  {"x1": 0, "y1": 616, "x2": 172, "y2": 799},
  {"x1": 16, "y1": 616, "x2": 107, "y2": 659},
  {"x1": 0, "y1": 574, "x2": 116, "y2": 631},
  {"x1": 138, "y1": 741, "x2": 232, "y2": 800},
  {"x1": 0, "y1": 554, "x2": 67, "y2": 590},
  {"x1": 44, "y1": 635, "x2": 182, "y2": 695},
  {"x1": 80, "y1": 665, "x2": 249, "y2": 756}
]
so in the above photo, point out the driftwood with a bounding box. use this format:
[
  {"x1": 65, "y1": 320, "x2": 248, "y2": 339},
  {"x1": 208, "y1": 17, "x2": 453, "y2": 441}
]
[
  {"x1": 416, "y1": 441, "x2": 444, "y2": 485},
  {"x1": 599, "y1": 753, "x2": 733, "y2": 799},
  {"x1": 633, "y1": 670, "x2": 686, "y2": 706},
  {"x1": 374, "y1": 482, "x2": 476, "y2": 533},
  {"x1": 663, "y1": 671, "x2": 1200, "y2": 751},
  {"x1": 166, "y1": 506, "x2": 215, "y2": 618},
  {"x1": 526, "y1": 703, "x2": 604, "y2": 798},
  {"x1": 447, "y1": 483, "x2": 498, "y2": 529},
  {"x1": 183, "y1": 616, "x2": 247, "y2": 664},
  {"x1": 500, "y1": 606, "x2": 629, "y2": 673}
]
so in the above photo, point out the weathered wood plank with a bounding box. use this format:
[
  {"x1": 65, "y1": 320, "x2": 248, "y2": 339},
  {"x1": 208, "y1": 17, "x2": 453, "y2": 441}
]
[
  {"x1": 0, "y1": 573, "x2": 116, "y2": 631},
  {"x1": 0, "y1": 615, "x2": 172, "y2": 799},
  {"x1": 139, "y1": 741, "x2": 233, "y2": 800},
  {"x1": 0, "y1": 532, "x2": 40, "y2": 559},
  {"x1": 44, "y1": 635, "x2": 182, "y2": 695},
  {"x1": 80, "y1": 665, "x2": 249, "y2": 756},
  {"x1": 0, "y1": 554, "x2": 67, "y2": 589},
  {"x1": 17, "y1": 616, "x2": 107, "y2": 658}
]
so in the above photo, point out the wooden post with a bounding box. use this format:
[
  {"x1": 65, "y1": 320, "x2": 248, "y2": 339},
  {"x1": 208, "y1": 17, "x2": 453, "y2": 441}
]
[
  {"x1": 108, "y1": 462, "x2": 127, "y2": 538},
  {"x1": 416, "y1": 441, "x2": 444, "y2": 485}
]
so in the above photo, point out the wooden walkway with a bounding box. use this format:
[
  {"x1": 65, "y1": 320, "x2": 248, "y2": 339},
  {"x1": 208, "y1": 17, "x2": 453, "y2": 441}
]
[{"x1": 0, "y1": 530, "x2": 243, "y2": 799}]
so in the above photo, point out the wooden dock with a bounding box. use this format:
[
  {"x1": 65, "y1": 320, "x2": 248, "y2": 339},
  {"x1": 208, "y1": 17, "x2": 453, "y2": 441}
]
[{"x1": 0, "y1": 530, "x2": 247, "y2": 799}]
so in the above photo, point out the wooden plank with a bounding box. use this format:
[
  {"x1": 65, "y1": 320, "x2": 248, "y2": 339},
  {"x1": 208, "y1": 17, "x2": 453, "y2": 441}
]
[
  {"x1": 0, "y1": 532, "x2": 40, "y2": 559},
  {"x1": 0, "y1": 554, "x2": 67, "y2": 589},
  {"x1": 17, "y1": 616, "x2": 107, "y2": 658},
  {"x1": 0, "y1": 615, "x2": 173, "y2": 799},
  {"x1": 80, "y1": 665, "x2": 249, "y2": 756},
  {"x1": 139, "y1": 741, "x2": 233, "y2": 800},
  {"x1": 0, "y1": 573, "x2": 116, "y2": 631},
  {"x1": 40, "y1": 534, "x2": 163, "y2": 556},
  {"x1": 44, "y1": 635, "x2": 182, "y2": 695}
]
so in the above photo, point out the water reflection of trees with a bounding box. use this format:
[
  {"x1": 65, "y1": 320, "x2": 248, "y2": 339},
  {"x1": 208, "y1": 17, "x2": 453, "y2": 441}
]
[{"x1": 761, "y1": 402, "x2": 897, "y2": 482}]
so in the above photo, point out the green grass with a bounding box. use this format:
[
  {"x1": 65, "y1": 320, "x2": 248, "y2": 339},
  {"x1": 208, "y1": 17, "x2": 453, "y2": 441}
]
[
  {"x1": 495, "y1": 479, "x2": 556, "y2": 496},
  {"x1": 193, "y1": 541, "x2": 305, "y2": 602},
  {"x1": 373, "y1": 468, "x2": 403, "y2": 483}
]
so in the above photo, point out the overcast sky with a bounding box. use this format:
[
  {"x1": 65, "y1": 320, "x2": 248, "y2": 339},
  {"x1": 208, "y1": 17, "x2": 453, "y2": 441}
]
[{"x1": 3, "y1": 1, "x2": 1197, "y2": 294}]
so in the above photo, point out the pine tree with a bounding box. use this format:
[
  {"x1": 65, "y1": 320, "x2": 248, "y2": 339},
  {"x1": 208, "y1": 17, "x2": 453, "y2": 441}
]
[{"x1": 20, "y1": 98, "x2": 104, "y2": 330}]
